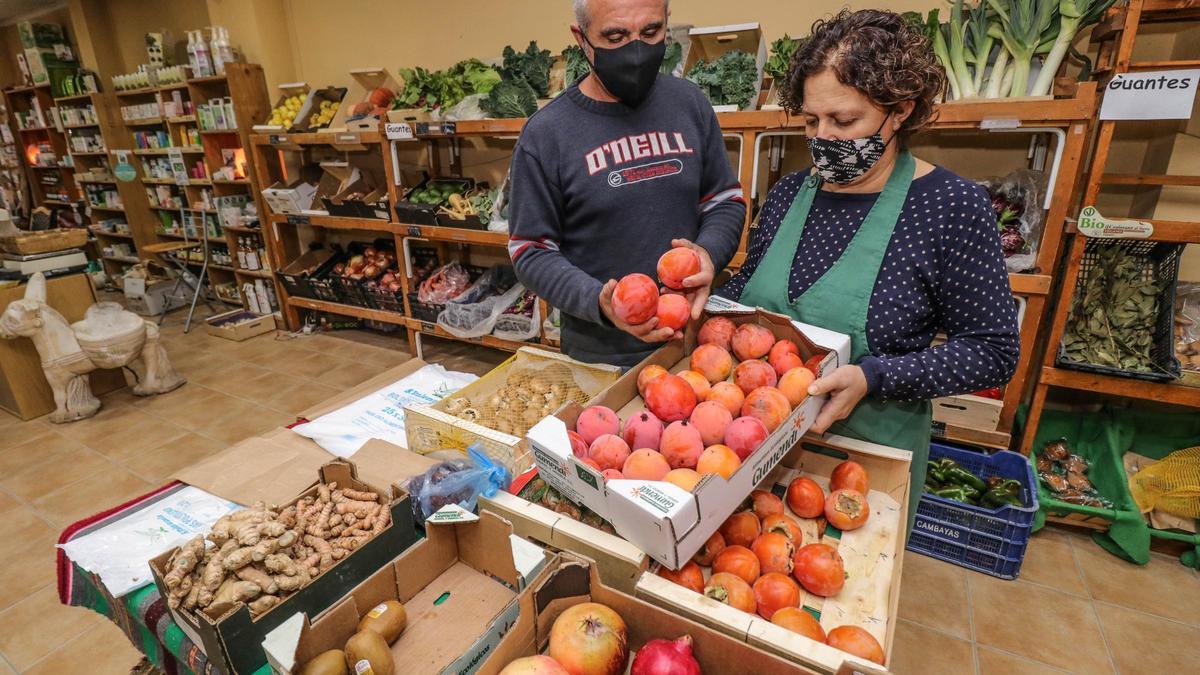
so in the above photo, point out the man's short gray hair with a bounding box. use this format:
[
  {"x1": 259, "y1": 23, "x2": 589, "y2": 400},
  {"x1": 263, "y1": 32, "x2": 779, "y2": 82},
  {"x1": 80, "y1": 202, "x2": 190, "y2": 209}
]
[{"x1": 573, "y1": 0, "x2": 669, "y2": 32}]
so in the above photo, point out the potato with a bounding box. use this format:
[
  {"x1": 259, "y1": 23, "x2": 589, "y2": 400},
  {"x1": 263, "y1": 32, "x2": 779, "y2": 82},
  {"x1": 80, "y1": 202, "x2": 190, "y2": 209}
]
[
  {"x1": 344, "y1": 630, "x2": 394, "y2": 675},
  {"x1": 357, "y1": 599, "x2": 407, "y2": 644},
  {"x1": 300, "y1": 649, "x2": 347, "y2": 675}
]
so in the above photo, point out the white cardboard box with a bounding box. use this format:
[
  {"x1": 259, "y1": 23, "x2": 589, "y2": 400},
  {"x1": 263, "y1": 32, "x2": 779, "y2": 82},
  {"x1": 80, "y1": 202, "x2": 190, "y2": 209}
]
[
  {"x1": 123, "y1": 276, "x2": 189, "y2": 316},
  {"x1": 527, "y1": 301, "x2": 850, "y2": 568},
  {"x1": 261, "y1": 180, "x2": 317, "y2": 215}
]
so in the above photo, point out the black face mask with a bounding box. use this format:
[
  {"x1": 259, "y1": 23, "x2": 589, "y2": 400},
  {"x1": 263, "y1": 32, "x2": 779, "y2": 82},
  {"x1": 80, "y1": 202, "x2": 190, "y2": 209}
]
[{"x1": 583, "y1": 36, "x2": 666, "y2": 107}]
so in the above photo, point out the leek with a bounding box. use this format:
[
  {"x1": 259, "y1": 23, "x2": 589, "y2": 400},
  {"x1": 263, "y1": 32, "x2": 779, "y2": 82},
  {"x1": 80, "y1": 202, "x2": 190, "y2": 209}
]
[
  {"x1": 964, "y1": 1, "x2": 997, "y2": 95},
  {"x1": 987, "y1": 0, "x2": 1059, "y2": 97},
  {"x1": 1030, "y1": 0, "x2": 1118, "y2": 96},
  {"x1": 948, "y1": 0, "x2": 979, "y2": 97}
]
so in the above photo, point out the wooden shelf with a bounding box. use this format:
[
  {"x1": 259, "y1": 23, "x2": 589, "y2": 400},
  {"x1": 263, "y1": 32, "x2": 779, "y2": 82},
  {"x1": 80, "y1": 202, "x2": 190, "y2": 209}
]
[
  {"x1": 210, "y1": 264, "x2": 236, "y2": 272},
  {"x1": 270, "y1": 213, "x2": 394, "y2": 232},
  {"x1": 157, "y1": 231, "x2": 225, "y2": 243},
  {"x1": 167, "y1": 115, "x2": 197, "y2": 124},
  {"x1": 44, "y1": 199, "x2": 77, "y2": 207},
  {"x1": 288, "y1": 296, "x2": 407, "y2": 325},
  {"x1": 54, "y1": 92, "x2": 95, "y2": 102},
  {"x1": 133, "y1": 146, "x2": 204, "y2": 155},
  {"x1": 115, "y1": 86, "x2": 160, "y2": 97},
  {"x1": 30, "y1": 165, "x2": 68, "y2": 171},
  {"x1": 71, "y1": 150, "x2": 108, "y2": 156},
  {"x1": 18, "y1": 126, "x2": 51, "y2": 133},
  {"x1": 88, "y1": 204, "x2": 125, "y2": 212},
  {"x1": 236, "y1": 268, "x2": 273, "y2": 278},
  {"x1": 1067, "y1": 218, "x2": 1200, "y2": 243},
  {"x1": 212, "y1": 178, "x2": 249, "y2": 185},
  {"x1": 78, "y1": 178, "x2": 117, "y2": 185},
  {"x1": 250, "y1": 131, "x2": 382, "y2": 146},
  {"x1": 201, "y1": 128, "x2": 238, "y2": 135},
  {"x1": 189, "y1": 74, "x2": 227, "y2": 85},
  {"x1": 403, "y1": 223, "x2": 507, "y2": 246},
  {"x1": 63, "y1": 123, "x2": 100, "y2": 130},
  {"x1": 1040, "y1": 367, "x2": 1200, "y2": 408},
  {"x1": 92, "y1": 230, "x2": 134, "y2": 239},
  {"x1": 142, "y1": 177, "x2": 178, "y2": 185},
  {"x1": 1009, "y1": 273, "x2": 1051, "y2": 296},
  {"x1": 125, "y1": 117, "x2": 166, "y2": 126},
  {"x1": 103, "y1": 255, "x2": 139, "y2": 263}
]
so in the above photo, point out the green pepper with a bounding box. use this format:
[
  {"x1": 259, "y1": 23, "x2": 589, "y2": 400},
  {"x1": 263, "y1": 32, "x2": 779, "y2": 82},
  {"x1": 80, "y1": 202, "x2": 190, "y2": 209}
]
[
  {"x1": 933, "y1": 486, "x2": 975, "y2": 503},
  {"x1": 995, "y1": 479, "x2": 1022, "y2": 496},
  {"x1": 928, "y1": 459, "x2": 952, "y2": 484},
  {"x1": 981, "y1": 489, "x2": 1023, "y2": 509},
  {"x1": 943, "y1": 463, "x2": 987, "y2": 492}
]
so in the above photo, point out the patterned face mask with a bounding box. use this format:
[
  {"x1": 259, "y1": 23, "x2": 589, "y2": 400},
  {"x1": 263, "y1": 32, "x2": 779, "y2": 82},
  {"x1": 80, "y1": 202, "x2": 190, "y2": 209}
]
[{"x1": 806, "y1": 117, "x2": 893, "y2": 185}]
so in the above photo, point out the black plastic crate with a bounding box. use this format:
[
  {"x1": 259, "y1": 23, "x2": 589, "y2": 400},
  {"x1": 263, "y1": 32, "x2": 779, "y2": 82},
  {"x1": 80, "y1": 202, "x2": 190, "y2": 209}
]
[
  {"x1": 394, "y1": 177, "x2": 473, "y2": 225},
  {"x1": 277, "y1": 248, "x2": 340, "y2": 301},
  {"x1": 1056, "y1": 239, "x2": 1184, "y2": 382},
  {"x1": 407, "y1": 292, "x2": 442, "y2": 322}
]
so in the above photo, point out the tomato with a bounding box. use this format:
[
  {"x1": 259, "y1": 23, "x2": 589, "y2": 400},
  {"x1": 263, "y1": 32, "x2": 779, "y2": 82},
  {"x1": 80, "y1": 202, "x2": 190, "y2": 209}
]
[
  {"x1": 830, "y1": 460, "x2": 870, "y2": 494},
  {"x1": 825, "y1": 626, "x2": 885, "y2": 665},
  {"x1": 751, "y1": 489, "x2": 785, "y2": 520},
  {"x1": 771, "y1": 607, "x2": 826, "y2": 642},
  {"x1": 713, "y1": 545, "x2": 761, "y2": 585},
  {"x1": 792, "y1": 543, "x2": 845, "y2": 597},
  {"x1": 704, "y1": 572, "x2": 756, "y2": 614},
  {"x1": 656, "y1": 560, "x2": 705, "y2": 594},
  {"x1": 692, "y1": 531, "x2": 726, "y2": 567},
  {"x1": 750, "y1": 532, "x2": 795, "y2": 575},
  {"x1": 824, "y1": 488, "x2": 870, "y2": 531},
  {"x1": 719, "y1": 510, "x2": 761, "y2": 548},
  {"x1": 761, "y1": 513, "x2": 803, "y2": 547},
  {"x1": 804, "y1": 354, "x2": 825, "y2": 377},
  {"x1": 786, "y1": 477, "x2": 825, "y2": 518},
  {"x1": 752, "y1": 572, "x2": 801, "y2": 620}
]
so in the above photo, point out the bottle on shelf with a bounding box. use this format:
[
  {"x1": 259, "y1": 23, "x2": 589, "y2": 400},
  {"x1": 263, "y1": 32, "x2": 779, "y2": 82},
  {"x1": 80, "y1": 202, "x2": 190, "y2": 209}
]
[
  {"x1": 245, "y1": 235, "x2": 261, "y2": 271},
  {"x1": 193, "y1": 30, "x2": 213, "y2": 78}
]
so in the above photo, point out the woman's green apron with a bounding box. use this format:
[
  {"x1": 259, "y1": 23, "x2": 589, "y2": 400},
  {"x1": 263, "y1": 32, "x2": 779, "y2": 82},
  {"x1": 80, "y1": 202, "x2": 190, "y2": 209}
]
[{"x1": 739, "y1": 150, "x2": 930, "y2": 535}]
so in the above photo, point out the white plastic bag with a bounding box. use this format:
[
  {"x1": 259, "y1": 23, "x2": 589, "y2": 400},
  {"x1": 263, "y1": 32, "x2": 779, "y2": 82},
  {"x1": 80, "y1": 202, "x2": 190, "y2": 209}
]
[
  {"x1": 492, "y1": 289, "x2": 541, "y2": 342},
  {"x1": 291, "y1": 364, "x2": 478, "y2": 457},
  {"x1": 57, "y1": 485, "x2": 240, "y2": 596},
  {"x1": 437, "y1": 266, "x2": 524, "y2": 339}
]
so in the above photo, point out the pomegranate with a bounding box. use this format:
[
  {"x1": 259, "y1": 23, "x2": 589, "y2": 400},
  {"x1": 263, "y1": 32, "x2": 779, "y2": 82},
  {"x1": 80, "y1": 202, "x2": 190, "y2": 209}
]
[
  {"x1": 499, "y1": 655, "x2": 571, "y2": 674},
  {"x1": 629, "y1": 635, "x2": 702, "y2": 675},
  {"x1": 548, "y1": 602, "x2": 629, "y2": 675}
]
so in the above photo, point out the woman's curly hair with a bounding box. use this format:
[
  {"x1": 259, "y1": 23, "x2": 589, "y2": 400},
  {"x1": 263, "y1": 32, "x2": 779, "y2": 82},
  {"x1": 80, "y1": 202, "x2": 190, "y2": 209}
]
[{"x1": 780, "y1": 9, "x2": 946, "y2": 144}]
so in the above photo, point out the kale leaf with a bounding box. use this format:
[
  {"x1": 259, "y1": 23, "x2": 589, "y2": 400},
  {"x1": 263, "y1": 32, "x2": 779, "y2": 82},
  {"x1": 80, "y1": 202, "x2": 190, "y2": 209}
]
[
  {"x1": 686, "y1": 50, "x2": 758, "y2": 108},
  {"x1": 502, "y1": 41, "x2": 554, "y2": 97},
  {"x1": 563, "y1": 45, "x2": 591, "y2": 84},
  {"x1": 481, "y1": 79, "x2": 539, "y2": 118},
  {"x1": 660, "y1": 41, "x2": 683, "y2": 75},
  {"x1": 764, "y1": 35, "x2": 799, "y2": 81}
]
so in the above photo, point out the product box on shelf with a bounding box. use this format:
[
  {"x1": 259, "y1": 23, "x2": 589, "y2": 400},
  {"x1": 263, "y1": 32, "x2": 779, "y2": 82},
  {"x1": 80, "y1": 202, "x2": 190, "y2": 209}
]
[
  {"x1": 123, "y1": 275, "x2": 189, "y2": 317},
  {"x1": 634, "y1": 433, "x2": 911, "y2": 674},
  {"x1": 326, "y1": 67, "x2": 401, "y2": 133},
  {"x1": 683, "y1": 23, "x2": 767, "y2": 112},
  {"x1": 307, "y1": 161, "x2": 356, "y2": 215},
  {"x1": 254, "y1": 82, "x2": 312, "y2": 132},
  {"x1": 262, "y1": 511, "x2": 552, "y2": 675},
  {"x1": 205, "y1": 309, "x2": 276, "y2": 341},
  {"x1": 405, "y1": 347, "x2": 622, "y2": 475},
  {"x1": 262, "y1": 179, "x2": 318, "y2": 215},
  {"x1": 324, "y1": 166, "x2": 389, "y2": 220},
  {"x1": 478, "y1": 556, "x2": 802, "y2": 674},
  {"x1": 528, "y1": 298, "x2": 850, "y2": 569},
  {"x1": 288, "y1": 86, "x2": 347, "y2": 134},
  {"x1": 148, "y1": 459, "x2": 420, "y2": 675}
]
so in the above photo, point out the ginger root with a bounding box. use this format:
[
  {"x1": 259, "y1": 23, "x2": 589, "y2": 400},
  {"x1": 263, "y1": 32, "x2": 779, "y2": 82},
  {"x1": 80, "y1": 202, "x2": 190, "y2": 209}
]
[
  {"x1": 164, "y1": 536, "x2": 205, "y2": 588},
  {"x1": 248, "y1": 595, "x2": 280, "y2": 615},
  {"x1": 236, "y1": 566, "x2": 279, "y2": 595}
]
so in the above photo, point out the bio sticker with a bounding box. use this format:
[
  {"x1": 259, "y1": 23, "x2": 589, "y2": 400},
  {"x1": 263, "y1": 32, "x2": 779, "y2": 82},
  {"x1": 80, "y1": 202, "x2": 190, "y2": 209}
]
[
  {"x1": 1077, "y1": 206, "x2": 1153, "y2": 239},
  {"x1": 354, "y1": 660, "x2": 374, "y2": 675},
  {"x1": 368, "y1": 603, "x2": 388, "y2": 618}
]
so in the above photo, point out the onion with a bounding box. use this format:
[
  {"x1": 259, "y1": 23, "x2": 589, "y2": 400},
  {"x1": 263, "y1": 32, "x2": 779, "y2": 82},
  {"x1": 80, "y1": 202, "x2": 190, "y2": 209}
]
[{"x1": 630, "y1": 636, "x2": 701, "y2": 675}]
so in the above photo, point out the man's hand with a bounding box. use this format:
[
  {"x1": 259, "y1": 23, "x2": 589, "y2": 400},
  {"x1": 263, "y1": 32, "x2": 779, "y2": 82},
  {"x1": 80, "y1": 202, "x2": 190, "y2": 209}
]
[
  {"x1": 599, "y1": 279, "x2": 678, "y2": 343},
  {"x1": 672, "y1": 239, "x2": 715, "y2": 320},
  {"x1": 807, "y1": 365, "x2": 869, "y2": 434}
]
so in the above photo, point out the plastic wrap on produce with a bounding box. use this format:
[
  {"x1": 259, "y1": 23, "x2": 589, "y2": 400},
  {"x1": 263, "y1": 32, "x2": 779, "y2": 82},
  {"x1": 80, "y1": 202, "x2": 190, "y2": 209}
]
[
  {"x1": 57, "y1": 486, "x2": 240, "y2": 597},
  {"x1": 292, "y1": 364, "x2": 477, "y2": 457}
]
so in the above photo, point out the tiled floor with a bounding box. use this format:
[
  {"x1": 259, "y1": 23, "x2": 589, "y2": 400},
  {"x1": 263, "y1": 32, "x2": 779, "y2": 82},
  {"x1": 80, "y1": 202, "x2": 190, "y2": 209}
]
[{"x1": 0, "y1": 307, "x2": 1197, "y2": 673}]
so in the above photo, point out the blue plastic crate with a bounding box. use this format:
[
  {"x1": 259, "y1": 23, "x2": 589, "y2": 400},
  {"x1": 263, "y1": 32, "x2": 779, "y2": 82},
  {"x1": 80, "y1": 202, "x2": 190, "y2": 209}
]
[{"x1": 906, "y1": 441, "x2": 1039, "y2": 579}]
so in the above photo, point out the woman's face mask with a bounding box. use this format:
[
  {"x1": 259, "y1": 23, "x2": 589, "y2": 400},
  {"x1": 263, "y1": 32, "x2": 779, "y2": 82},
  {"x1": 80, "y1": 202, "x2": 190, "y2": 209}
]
[{"x1": 806, "y1": 116, "x2": 895, "y2": 185}]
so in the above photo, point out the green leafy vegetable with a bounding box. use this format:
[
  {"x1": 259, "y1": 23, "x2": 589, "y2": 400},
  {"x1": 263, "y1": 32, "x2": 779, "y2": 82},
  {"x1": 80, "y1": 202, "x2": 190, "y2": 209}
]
[
  {"x1": 563, "y1": 45, "x2": 591, "y2": 84},
  {"x1": 395, "y1": 59, "x2": 502, "y2": 111},
  {"x1": 764, "y1": 34, "x2": 799, "y2": 81},
  {"x1": 502, "y1": 41, "x2": 554, "y2": 97},
  {"x1": 482, "y1": 79, "x2": 539, "y2": 118},
  {"x1": 660, "y1": 41, "x2": 683, "y2": 75},
  {"x1": 686, "y1": 50, "x2": 758, "y2": 109}
]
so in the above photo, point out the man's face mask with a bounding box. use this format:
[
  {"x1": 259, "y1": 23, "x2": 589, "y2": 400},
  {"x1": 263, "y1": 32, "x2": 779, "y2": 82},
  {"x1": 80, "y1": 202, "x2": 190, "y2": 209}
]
[{"x1": 583, "y1": 35, "x2": 666, "y2": 107}]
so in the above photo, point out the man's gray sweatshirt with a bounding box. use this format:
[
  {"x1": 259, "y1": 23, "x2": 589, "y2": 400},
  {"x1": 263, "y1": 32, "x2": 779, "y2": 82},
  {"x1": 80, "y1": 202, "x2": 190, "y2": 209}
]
[{"x1": 508, "y1": 74, "x2": 746, "y2": 367}]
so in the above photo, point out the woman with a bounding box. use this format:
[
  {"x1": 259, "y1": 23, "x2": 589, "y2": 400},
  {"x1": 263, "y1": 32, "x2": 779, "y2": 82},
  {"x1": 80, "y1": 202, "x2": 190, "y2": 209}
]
[{"x1": 721, "y1": 9, "x2": 1019, "y2": 531}]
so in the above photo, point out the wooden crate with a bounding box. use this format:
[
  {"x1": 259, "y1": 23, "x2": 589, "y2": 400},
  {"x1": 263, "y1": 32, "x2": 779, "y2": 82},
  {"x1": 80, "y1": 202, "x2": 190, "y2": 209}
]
[
  {"x1": 0, "y1": 228, "x2": 88, "y2": 255},
  {"x1": 931, "y1": 393, "x2": 1003, "y2": 431},
  {"x1": 634, "y1": 433, "x2": 911, "y2": 674}
]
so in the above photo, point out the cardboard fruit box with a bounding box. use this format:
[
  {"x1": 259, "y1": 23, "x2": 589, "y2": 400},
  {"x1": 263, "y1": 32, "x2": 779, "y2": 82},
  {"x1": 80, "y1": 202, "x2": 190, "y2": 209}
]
[
  {"x1": 479, "y1": 555, "x2": 803, "y2": 674},
  {"x1": 253, "y1": 82, "x2": 311, "y2": 132},
  {"x1": 326, "y1": 67, "x2": 400, "y2": 133},
  {"x1": 148, "y1": 460, "x2": 419, "y2": 675},
  {"x1": 527, "y1": 300, "x2": 851, "y2": 569},
  {"x1": 405, "y1": 347, "x2": 622, "y2": 475},
  {"x1": 635, "y1": 433, "x2": 911, "y2": 675},
  {"x1": 205, "y1": 309, "x2": 276, "y2": 342},
  {"x1": 683, "y1": 23, "x2": 768, "y2": 112},
  {"x1": 263, "y1": 511, "x2": 552, "y2": 674}
]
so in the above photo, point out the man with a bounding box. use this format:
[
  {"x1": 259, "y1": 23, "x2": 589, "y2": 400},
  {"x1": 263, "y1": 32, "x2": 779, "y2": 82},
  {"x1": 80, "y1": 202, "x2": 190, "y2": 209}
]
[{"x1": 508, "y1": 0, "x2": 746, "y2": 367}]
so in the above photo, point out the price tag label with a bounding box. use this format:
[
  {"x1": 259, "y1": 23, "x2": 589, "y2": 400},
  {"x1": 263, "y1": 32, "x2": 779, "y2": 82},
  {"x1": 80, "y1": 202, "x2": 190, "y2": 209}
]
[
  {"x1": 268, "y1": 134, "x2": 285, "y2": 145},
  {"x1": 415, "y1": 122, "x2": 433, "y2": 136},
  {"x1": 407, "y1": 226, "x2": 422, "y2": 237},
  {"x1": 336, "y1": 133, "x2": 359, "y2": 143},
  {"x1": 1077, "y1": 206, "x2": 1153, "y2": 239},
  {"x1": 980, "y1": 118, "x2": 1020, "y2": 130},
  {"x1": 385, "y1": 122, "x2": 414, "y2": 140},
  {"x1": 287, "y1": 215, "x2": 310, "y2": 226},
  {"x1": 421, "y1": 321, "x2": 435, "y2": 332},
  {"x1": 440, "y1": 122, "x2": 457, "y2": 135}
]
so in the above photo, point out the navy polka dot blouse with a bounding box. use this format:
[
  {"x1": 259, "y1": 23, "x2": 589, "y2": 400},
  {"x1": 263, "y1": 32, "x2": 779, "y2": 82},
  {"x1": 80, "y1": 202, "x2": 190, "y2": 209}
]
[{"x1": 720, "y1": 167, "x2": 1020, "y2": 402}]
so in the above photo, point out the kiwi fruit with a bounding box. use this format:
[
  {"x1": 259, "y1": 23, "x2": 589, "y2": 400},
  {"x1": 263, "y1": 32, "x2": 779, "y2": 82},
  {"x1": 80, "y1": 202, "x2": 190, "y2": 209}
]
[
  {"x1": 344, "y1": 630, "x2": 394, "y2": 675},
  {"x1": 299, "y1": 649, "x2": 347, "y2": 675},
  {"x1": 357, "y1": 600, "x2": 407, "y2": 644}
]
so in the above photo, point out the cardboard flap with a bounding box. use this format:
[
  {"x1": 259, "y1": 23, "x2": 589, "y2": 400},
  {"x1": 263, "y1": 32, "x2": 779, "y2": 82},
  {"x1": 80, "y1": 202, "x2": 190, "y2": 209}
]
[
  {"x1": 174, "y1": 432, "x2": 331, "y2": 505},
  {"x1": 453, "y1": 511, "x2": 520, "y2": 588},
  {"x1": 349, "y1": 439, "x2": 439, "y2": 489}
]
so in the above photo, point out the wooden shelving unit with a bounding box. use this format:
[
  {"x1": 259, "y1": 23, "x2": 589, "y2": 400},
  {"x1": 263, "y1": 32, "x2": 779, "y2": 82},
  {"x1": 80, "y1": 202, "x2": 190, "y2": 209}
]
[
  {"x1": 251, "y1": 85, "x2": 1097, "y2": 383},
  {"x1": 2, "y1": 83, "x2": 79, "y2": 221},
  {"x1": 1021, "y1": 0, "x2": 1200, "y2": 457},
  {"x1": 116, "y1": 64, "x2": 271, "y2": 311}
]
